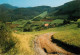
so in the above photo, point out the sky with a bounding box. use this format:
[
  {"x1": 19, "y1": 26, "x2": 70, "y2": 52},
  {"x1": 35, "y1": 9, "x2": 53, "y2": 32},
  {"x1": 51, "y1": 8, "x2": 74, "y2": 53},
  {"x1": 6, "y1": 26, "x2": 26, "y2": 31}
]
[{"x1": 0, "y1": 0, "x2": 73, "y2": 7}]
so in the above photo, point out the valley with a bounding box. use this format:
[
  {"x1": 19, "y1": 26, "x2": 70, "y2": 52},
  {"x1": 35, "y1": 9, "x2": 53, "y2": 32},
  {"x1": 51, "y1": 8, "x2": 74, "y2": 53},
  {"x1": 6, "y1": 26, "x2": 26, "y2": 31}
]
[{"x1": 0, "y1": 0, "x2": 80, "y2": 55}]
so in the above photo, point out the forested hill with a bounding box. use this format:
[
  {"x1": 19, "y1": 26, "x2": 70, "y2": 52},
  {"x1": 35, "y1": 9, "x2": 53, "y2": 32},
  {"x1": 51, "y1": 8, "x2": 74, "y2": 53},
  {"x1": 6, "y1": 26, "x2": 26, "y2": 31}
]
[
  {"x1": 0, "y1": 0, "x2": 80, "y2": 22},
  {"x1": 49, "y1": 0, "x2": 80, "y2": 21},
  {"x1": 12, "y1": 6, "x2": 52, "y2": 20},
  {"x1": 0, "y1": 4, "x2": 52, "y2": 22},
  {"x1": 0, "y1": 4, "x2": 18, "y2": 9}
]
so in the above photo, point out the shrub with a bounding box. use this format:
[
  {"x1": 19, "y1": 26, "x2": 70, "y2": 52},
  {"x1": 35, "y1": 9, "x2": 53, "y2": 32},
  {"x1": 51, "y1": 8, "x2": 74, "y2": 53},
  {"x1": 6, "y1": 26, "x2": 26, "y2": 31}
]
[
  {"x1": 0, "y1": 23, "x2": 15, "y2": 53},
  {"x1": 63, "y1": 19, "x2": 70, "y2": 25},
  {"x1": 78, "y1": 22, "x2": 80, "y2": 28},
  {"x1": 27, "y1": 21, "x2": 32, "y2": 24},
  {"x1": 23, "y1": 25, "x2": 33, "y2": 32},
  {"x1": 77, "y1": 19, "x2": 80, "y2": 28},
  {"x1": 32, "y1": 17, "x2": 42, "y2": 21},
  {"x1": 77, "y1": 19, "x2": 80, "y2": 23},
  {"x1": 23, "y1": 28, "x2": 33, "y2": 32}
]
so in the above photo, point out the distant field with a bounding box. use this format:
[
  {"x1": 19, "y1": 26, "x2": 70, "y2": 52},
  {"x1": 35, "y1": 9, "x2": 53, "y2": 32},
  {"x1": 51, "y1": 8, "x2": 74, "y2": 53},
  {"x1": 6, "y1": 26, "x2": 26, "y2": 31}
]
[
  {"x1": 12, "y1": 19, "x2": 28, "y2": 27},
  {"x1": 51, "y1": 19, "x2": 63, "y2": 24}
]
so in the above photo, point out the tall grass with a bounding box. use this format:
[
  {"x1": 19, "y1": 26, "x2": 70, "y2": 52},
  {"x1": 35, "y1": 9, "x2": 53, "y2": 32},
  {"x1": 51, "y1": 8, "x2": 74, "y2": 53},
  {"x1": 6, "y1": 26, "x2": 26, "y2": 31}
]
[{"x1": 0, "y1": 23, "x2": 16, "y2": 54}]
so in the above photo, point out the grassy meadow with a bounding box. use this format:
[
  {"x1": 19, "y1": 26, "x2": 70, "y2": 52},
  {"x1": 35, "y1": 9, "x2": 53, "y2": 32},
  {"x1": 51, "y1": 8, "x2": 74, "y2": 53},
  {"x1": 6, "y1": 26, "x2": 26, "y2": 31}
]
[
  {"x1": 0, "y1": 18, "x2": 80, "y2": 55},
  {"x1": 2, "y1": 23, "x2": 79, "y2": 55}
]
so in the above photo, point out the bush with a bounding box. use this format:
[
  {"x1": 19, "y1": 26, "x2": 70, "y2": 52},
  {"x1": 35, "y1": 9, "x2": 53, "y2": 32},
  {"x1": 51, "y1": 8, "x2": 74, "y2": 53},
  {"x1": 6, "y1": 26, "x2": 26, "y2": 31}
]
[
  {"x1": 63, "y1": 19, "x2": 70, "y2": 25},
  {"x1": 77, "y1": 19, "x2": 80, "y2": 28},
  {"x1": 0, "y1": 23, "x2": 15, "y2": 53},
  {"x1": 23, "y1": 28, "x2": 33, "y2": 32},
  {"x1": 32, "y1": 17, "x2": 42, "y2": 21},
  {"x1": 77, "y1": 19, "x2": 80, "y2": 23},
  {"x1": 78, "y1": 22, "x2": 80, "y2": 28},
  {"x1": 27, "y1": 21, "x2": 32, "y2": 24},
  {"x1": 23, "y1": 24, "x2": 33, "y2": 32}
]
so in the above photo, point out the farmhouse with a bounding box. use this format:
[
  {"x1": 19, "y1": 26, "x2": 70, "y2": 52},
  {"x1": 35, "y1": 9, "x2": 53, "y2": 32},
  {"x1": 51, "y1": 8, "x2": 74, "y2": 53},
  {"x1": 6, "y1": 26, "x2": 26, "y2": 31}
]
[{"x1": 44, "y1": 23, "x2": 49, "y2": 27}]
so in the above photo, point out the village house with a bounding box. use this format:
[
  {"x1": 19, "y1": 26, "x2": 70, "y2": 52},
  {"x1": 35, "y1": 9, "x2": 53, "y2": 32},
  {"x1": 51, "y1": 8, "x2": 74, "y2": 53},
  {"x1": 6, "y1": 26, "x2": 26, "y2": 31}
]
[{"x1": 44, "y1": 23, "x2": 49, "y2": 27}]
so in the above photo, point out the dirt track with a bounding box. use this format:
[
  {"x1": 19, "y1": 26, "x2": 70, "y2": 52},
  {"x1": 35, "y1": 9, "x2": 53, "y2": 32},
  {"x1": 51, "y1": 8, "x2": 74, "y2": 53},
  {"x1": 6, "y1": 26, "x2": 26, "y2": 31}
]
[{"x1": 34, "y1": 32, "x2": 75, "y2": 55}]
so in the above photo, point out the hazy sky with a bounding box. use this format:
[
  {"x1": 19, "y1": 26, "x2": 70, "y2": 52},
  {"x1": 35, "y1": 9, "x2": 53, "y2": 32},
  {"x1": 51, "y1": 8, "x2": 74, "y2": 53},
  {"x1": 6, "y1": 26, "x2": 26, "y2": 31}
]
[{"x1": 0, "y1": 0, "x2": 73, "y2": 7}]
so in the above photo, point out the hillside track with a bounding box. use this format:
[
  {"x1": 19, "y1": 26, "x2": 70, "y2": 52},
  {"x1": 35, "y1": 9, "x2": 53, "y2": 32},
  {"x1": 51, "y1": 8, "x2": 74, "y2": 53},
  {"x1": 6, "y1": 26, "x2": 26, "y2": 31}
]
[{"x1": 34, "y1": 32, "x2": 75, "y2": 55}]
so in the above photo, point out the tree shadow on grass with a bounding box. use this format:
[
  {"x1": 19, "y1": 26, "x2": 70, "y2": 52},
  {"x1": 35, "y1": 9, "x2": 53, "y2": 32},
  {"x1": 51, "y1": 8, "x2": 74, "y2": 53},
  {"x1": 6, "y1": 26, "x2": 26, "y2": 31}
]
[{"x1": 51, "y1": 36, "x2": 80, "y2": 54}]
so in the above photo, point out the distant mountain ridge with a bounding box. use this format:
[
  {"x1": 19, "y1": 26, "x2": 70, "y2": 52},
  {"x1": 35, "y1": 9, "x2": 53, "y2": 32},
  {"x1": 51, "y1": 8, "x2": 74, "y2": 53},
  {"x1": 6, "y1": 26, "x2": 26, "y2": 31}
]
[
  {"x1": 0, "y1": 0, "x2": 80, "y2": 22},
  {"x1": 0, "y1": 4, "x2": 18, "y2": 9},
  {"x1": 0, "y1": 4, "x2": 53, "y2": 22}
]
